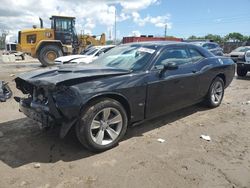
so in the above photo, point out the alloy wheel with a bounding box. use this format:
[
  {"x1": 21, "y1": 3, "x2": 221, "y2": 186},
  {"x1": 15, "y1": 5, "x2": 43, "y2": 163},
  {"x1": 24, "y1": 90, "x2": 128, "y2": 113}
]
[
  {"x1": 89, "y1": 107, "x2": 123, "y2": 146},
  {"x1": 211, "y1": 81, "x2": 223, "y2": 104}
]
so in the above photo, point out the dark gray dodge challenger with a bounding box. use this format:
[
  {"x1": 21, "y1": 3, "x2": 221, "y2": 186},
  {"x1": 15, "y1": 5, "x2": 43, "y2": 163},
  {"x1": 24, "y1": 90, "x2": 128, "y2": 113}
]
[{"x1": 15, "y1": 42, "x2": 235, "y2": 152}]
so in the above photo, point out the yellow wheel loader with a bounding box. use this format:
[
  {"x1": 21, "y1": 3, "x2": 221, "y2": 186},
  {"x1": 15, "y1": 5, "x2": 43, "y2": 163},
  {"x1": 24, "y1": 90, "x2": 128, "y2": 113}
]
[{"x1": 17, "y1": 16, "x2": 106, "y2": 66}]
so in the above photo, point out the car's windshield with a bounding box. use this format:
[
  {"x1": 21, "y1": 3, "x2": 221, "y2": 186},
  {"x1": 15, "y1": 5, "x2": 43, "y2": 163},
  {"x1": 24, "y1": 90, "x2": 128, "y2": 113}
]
[
  {"x1": 92, "y1": 45, "x2": 156, "y2": 71},
  {"x1": 81, "y1": 47, "x2": 98, "y2": 55},
  {"x1": 80, "y1": 47, "x2": 92, "y2": 55},
  {"x1": 233, "y1": 47, "x2": 250, "y2": 52}
]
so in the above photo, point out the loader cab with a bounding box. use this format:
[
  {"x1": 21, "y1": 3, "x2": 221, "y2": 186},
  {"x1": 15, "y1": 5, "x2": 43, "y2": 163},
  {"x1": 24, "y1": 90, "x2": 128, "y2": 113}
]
[{"x1": 50, "y1": 16, "x2": 77, "y2": 45}]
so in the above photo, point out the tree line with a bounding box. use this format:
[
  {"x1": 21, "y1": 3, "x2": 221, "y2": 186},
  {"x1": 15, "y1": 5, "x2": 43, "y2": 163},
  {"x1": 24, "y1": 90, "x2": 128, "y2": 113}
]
[{"x1": 188, "y1": 32, "x2": 250, "y2": 44}]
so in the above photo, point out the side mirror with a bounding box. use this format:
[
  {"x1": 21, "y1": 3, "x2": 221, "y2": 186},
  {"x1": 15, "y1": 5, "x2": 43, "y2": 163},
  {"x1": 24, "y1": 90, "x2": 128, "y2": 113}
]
[
  {"x1": 164, "y1": 62, "x2": 178, "y2": 70},
  {"x1": 159, "y1": 62, "x2": 178, "y2": 77}
]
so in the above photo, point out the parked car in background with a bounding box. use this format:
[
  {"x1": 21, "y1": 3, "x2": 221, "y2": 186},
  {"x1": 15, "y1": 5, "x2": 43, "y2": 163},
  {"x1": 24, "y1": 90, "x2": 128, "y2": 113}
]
[
  {"x1": 235, "y1": 50, "x2": 250, "y2": 77},
  {"x1": 191, "y1": 42, "x2": 224, "y2": 56},
  {"x1": 227, "y1": 46, "x2": 250, "y2": 62},
  {"x1": 54, "y1": 45, "x2": 115, "y2": 64},
  {"x1": 15, "y1": 42, "x2": 235, "y2": 152}
]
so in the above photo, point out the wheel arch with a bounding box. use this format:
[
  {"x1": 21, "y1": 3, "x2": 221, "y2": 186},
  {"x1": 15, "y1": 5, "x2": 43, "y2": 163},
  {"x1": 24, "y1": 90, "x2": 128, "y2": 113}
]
[
  {"x1": 216, "y1": 73, "x2": 226, "y2": 86},
  {"x1": 60, "y1": 93, "x2": 131, "y2": 139},
  {"x1": 81, "y1": 93, "x2": 131, "y2": 122}
]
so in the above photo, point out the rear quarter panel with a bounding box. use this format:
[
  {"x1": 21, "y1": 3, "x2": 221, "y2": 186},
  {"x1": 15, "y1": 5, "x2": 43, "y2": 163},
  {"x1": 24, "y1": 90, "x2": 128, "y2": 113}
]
[{"x1": 197, "y1": 57, "x2": 235, "y2": 99}]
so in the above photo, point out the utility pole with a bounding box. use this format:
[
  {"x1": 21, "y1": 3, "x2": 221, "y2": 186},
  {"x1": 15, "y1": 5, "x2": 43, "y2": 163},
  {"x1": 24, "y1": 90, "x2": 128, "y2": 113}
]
[
  {"x1": 114, "y1": 8, "x2": 117, "y2": 45},
  {"x1": 164, "y1": 24, "x2": 167, "y2": 38}
]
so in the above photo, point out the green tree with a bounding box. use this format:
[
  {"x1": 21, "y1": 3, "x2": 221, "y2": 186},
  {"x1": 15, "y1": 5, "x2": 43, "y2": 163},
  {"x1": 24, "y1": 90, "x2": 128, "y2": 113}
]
[
  {"x1": 188, "y1": 35, "x2": 198, "y2": 40},
  {"x1": 224, "y1": 32, "x2": 244, "y2": 42},
  {"x1": 204, "y1": 34, "x2": 223, "y2": 43}
]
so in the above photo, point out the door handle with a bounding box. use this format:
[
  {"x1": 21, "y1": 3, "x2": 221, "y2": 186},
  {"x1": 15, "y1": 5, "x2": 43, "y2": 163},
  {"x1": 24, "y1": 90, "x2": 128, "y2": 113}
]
[{"x1": 192, "y1": 70, "x2": 198, "y2": 73}]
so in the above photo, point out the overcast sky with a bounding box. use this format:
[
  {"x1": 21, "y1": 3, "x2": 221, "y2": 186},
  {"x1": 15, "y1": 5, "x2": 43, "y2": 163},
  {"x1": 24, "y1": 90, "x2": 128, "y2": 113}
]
[{"x1": 1, "y1": 0, "x2": 250, "y2": 41}]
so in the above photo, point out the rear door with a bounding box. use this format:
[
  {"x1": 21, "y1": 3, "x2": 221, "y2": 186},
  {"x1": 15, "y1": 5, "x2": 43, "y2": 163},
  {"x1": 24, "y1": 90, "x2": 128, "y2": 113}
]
[{"x1": 146, "y1": 46, "x2": 200, "y2": 118}]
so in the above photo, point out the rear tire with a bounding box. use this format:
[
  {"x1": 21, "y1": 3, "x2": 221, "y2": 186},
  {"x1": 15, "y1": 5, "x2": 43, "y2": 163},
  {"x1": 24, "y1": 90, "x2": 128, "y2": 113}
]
[
  {"x1": 38, "y1": 45, "x2": 63, "y2": 67},
  {"x1": 205, "y1": 77, "x2": 225, "y2": 108},
  {"x1": 75, "y1": 98, "x2": 128, "y2": 152},
  {"x1": 236, "y1": 66, "x2": 247, "y2": 77}
]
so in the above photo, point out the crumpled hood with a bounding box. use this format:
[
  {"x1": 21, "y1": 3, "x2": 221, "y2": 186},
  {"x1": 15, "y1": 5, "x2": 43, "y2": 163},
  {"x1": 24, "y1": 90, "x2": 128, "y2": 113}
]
[
  {"x1": 55, "y1": 55, "x2": 89, "y2": 63},
  {"x1": 15, "y1": 65, "x2": 130, "y2": 88}
]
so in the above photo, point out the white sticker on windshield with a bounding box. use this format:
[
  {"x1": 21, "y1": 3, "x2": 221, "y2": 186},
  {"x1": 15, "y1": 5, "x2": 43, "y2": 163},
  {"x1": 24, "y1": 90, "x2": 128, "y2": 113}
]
[{"x1": 137, "y1": 47, "x2": 155, "y2": 54}]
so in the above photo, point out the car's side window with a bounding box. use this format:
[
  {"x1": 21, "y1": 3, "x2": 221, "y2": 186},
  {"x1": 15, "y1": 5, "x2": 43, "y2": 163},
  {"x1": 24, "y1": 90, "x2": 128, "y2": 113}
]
[
  {"x1": 210, "y1": 44, "x2": 216, "y2": 49},
  {"x1": 203, "y1": 43, "x2": 216, "y2": 50},
  {"x1": 189, "y1": 48, "x2": 205, "y2": 63},
  {"x1": 154, "y1": 48, "x2": 191, "y2": 67},
  {"x1": 202, "y1": 43, "x2": 209, "y2": 49}
]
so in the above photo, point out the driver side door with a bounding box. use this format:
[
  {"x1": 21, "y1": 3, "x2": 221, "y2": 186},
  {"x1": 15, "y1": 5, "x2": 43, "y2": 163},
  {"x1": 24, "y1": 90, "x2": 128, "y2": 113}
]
[{"x1": 146, "y1": 46, "x2": 199, "y2": 118}]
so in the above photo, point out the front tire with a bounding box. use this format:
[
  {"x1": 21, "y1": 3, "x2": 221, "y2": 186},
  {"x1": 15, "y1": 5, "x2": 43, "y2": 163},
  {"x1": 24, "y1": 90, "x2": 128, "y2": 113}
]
[
  {"x1": 76, "y1": 98, "x2": 128, "y2": 152},
  {"x1": 236, "y1": 66, "x2": 247, "y2": 77},
  {"x1": 38, "y1": 45, "x2": 63, "y2": 67},
  {"x1": 205, "y1": 77, "x2": 225, "y2": 108}
]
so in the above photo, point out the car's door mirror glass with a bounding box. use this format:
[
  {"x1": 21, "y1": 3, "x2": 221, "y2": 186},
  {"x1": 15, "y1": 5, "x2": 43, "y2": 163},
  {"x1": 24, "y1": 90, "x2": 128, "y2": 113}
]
[{"x1": 164, "y1": 62, "x2": 179, "y2": 70}]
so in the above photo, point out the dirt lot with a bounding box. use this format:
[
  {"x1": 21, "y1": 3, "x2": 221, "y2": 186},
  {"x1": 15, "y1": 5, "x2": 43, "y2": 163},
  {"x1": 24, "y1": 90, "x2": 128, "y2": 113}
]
[{"x1": 0, "y1": 61, "x2": 249, "y2": 188}]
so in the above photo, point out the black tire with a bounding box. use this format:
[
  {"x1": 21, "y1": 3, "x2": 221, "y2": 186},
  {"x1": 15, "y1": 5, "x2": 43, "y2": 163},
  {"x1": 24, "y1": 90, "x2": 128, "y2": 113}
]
[
  {"x1": 205, "y1": 77, "x2": 225, "y2": 108},
  {"x1": 75, "y1": 98, "x2": 128, "y2": 152},
  {"x1": 236, "y1": 66, "x2": 247, "y2": 77},
  {"x1": 38, "y1": 45, "x2": 63, "y2": 67}
]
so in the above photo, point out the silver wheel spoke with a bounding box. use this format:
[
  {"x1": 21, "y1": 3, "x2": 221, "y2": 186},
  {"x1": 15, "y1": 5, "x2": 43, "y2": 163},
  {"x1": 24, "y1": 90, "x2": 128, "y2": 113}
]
[
  {"x1": 95, "y1": 129, "x2": 104, "y2": 145},
  {"x1": 103, "y1": 108, "x2": 111, "y2": 121},
  {"x1": 106, "y1": 127, "x2": 119, "y2": 140},
  {"x1": 108, "y1": 114, "x2": 122, "y2": 125},
  {"x1": 91, "y1": 120, "x2": 101, "y2": 130},
  {"x1": 216, "y1": 88, "x2": 222, "y2": 93},
  {"x1": 211, "y1": 94, "x2": 216, "y2": 102},
  {"x1": 215, "y1": 94, "x2": 219, "y2": 101},
  {"x1": 215, "y1": 82, "x2": 220, "y2": 89}
]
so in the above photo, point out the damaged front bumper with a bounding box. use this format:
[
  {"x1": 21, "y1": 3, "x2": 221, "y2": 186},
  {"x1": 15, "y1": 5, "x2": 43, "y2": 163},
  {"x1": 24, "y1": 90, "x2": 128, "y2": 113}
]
[
  {"x1": 17, "y1": 94, "x2": 80, "y2": 138},
  {"x1": 19, "y1": 97, "x2": 55, "y2": 129},
  {"x1": 15, "y1": 85, "x2": 82, "y2": 138}
]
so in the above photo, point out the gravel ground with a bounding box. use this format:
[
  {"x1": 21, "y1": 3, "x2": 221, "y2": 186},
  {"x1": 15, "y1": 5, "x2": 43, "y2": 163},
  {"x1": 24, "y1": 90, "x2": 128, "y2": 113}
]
[{"x1": 0, "y1": 61, "x2": 249, "y2": 188}]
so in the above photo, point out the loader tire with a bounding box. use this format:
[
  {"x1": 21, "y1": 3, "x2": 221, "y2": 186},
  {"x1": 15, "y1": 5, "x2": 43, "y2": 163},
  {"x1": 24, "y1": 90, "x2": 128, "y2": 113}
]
[{"x1": 38, "y1": 45, "x2": 63, "y2": 67}]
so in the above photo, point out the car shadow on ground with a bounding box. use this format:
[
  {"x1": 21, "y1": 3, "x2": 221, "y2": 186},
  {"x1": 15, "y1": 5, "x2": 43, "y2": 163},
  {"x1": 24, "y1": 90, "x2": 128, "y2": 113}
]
[{"x1": 0, "y1": 104, "x2": 209, "y2": 168}]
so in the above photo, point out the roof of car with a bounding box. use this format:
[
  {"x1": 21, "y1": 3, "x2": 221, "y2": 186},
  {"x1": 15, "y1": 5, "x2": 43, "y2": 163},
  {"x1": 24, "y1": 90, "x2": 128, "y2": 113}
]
[
  {"x1": 94, "y1": 45, "x2": 116, "y2": 49},
  {"x1": 190, "y1": 41, "x2": 218, "y2": 45}
]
